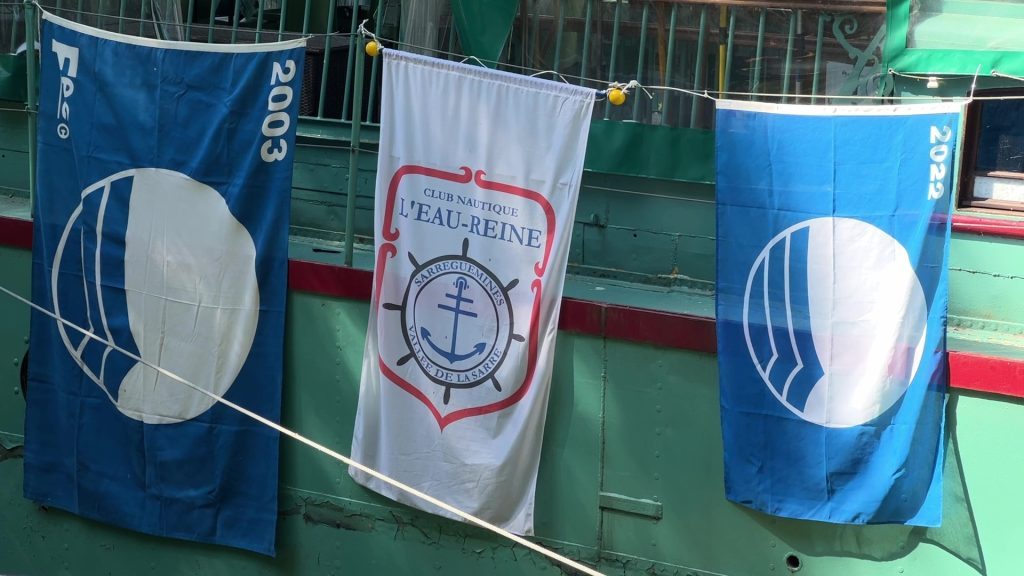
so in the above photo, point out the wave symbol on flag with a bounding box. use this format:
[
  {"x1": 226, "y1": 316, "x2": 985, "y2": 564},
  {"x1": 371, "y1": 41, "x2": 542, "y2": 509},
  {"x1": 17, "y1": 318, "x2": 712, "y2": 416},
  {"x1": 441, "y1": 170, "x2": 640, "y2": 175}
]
[
  {"x1": 741, "y1": 217, "x2": 929, "y2": 428},
  {"x1": 51, "y1": 168, "x2": 260, "y2": 424}
]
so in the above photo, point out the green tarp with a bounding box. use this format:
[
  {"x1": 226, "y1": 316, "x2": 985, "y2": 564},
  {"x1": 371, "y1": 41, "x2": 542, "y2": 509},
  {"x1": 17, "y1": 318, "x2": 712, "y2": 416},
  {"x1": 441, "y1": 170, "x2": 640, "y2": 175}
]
[
  {"x1": 449, "y1": 0, "x2": 518, "y2": 66},
  {"x1": 584, "y1": 121, "x2": 715, "y2": 184}
]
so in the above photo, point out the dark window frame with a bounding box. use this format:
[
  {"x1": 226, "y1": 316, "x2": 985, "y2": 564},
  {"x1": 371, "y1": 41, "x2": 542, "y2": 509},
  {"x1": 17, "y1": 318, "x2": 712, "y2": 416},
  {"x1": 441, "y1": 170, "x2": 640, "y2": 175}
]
[{"x1": 958, "y1": 88, "x2": 1024, "y2": 213}]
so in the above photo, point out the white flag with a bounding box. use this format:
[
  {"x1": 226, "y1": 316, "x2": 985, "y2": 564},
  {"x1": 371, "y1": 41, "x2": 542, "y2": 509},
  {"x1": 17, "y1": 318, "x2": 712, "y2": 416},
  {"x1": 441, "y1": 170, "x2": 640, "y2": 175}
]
[{"x1": 349, "y1": 50, "x2": 594, "y2": 535}]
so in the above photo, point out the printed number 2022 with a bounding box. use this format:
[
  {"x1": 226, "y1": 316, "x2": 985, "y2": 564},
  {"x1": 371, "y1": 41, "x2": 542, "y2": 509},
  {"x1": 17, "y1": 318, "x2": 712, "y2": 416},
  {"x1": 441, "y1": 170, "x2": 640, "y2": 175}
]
[
  {"x1": 928, "y1": 125, "x2": 952, "y2": 200},
  {"x1": 260, "y1": 60, "x2": 296, "y2": 163}
]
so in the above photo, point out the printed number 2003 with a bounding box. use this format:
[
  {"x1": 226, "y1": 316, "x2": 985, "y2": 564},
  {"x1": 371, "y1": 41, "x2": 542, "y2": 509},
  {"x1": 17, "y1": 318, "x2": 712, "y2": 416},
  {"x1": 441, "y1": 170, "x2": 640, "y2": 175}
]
[{"x1": 261, "y1": 60, "x2": 296, "y2": 163}]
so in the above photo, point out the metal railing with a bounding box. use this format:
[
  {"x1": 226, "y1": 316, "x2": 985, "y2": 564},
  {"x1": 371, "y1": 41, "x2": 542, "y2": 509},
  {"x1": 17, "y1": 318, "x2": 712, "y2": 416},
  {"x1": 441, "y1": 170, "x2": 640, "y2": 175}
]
[
  {"x1": 5, "y1": 0, "x2": 887, "y2": 127},
  {"x1": 4, "y1": 0, "x2": 889, "y2": 265},
  {"x1": 503, "y1": 0, "x2": 887, "y2": 129}
]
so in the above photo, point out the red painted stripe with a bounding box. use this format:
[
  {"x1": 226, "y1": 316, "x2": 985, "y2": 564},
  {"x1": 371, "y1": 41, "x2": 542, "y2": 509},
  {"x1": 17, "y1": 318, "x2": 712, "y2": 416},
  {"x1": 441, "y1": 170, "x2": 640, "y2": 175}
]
[
  {"x1": 605, "y1": 306, "x2": 717, "y2": 354},
  {"x1": 558, "y1": 298, "x2": 605, "y2": 335},
  {"x1": 288, "y1": 259, "x2": 373, "y2": 301},
  {"x1": 948, "y1": 351, "x2": 1024, "y2": 398},
  {"x1": 952, "y1": 214, "x2": 1024, "y2": 241},
  {"x1": 0, "y1": 216, "x2": 32, "y2": 250},
  {"x1": 4, "y1": 215, "x2": 1024, "y2": 399}
]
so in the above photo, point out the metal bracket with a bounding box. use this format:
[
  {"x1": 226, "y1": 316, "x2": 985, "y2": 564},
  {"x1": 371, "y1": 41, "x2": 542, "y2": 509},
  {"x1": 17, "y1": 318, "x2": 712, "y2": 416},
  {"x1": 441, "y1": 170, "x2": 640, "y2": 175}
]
[{"x1": 598, "y1": 492, "x2": 663, "y2": 520}]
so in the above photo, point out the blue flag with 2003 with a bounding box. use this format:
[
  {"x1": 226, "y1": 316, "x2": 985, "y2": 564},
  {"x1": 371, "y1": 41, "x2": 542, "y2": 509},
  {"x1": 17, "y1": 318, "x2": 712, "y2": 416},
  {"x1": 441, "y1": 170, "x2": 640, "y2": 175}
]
[
  {"x1": 716, "y1": 101, "x2": 962, "y2": 526},
  {"x1": 24, "y1": 13, "x2": 304, "y2": 555}
]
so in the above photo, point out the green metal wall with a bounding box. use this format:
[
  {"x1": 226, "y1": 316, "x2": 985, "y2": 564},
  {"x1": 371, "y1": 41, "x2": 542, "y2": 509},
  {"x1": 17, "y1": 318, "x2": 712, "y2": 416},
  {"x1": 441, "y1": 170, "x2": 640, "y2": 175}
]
[{"x1": 2, "y1": 239, "x2": 1023, "y2": 575}]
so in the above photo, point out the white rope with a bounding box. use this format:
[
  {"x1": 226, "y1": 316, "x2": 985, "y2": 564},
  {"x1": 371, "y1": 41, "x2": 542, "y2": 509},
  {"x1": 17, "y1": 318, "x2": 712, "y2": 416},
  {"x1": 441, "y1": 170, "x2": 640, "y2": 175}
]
[
  {"x1": 608, "y1": 79, "x2": 654, "y2": 100},
  {"x1": 353, "y1": 32, "x2": 986, "y2": 104},
  {"x1": 992, "y1": 70, "x2": 1024, "y2": 83},
  {"x1": 529, "y1": 70, "x2": 573, "y2": 85},
  {"x1": 887, "y1": 69, "x2": 980, "y2": 81},
  {"x1": 970, "y1": 64, "x2": 982, "y2": 101},
  {"x1": 0, "y1": 284, "x2": 604, "y2": 576},
  {"x1": 356, "y1": 18, "x2": 377, "y2": 44}
]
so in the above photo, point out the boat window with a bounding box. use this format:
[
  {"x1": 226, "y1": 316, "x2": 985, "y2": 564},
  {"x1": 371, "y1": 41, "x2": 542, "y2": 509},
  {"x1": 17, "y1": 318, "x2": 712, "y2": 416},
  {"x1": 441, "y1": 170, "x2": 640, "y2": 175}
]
[{"x1": 959, "y1": 92, "x2": 1024, "y2": 212}]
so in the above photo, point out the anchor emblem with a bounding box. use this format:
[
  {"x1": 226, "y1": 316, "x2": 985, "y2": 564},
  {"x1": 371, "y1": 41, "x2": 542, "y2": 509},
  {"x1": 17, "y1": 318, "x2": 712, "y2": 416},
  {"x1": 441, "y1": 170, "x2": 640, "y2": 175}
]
[
  {"x1": 385, "y1": 238, "x2": 525, "y2": 406},
  {"x1": 420, "y1": 277, "x2": 488, "y2": 364}
]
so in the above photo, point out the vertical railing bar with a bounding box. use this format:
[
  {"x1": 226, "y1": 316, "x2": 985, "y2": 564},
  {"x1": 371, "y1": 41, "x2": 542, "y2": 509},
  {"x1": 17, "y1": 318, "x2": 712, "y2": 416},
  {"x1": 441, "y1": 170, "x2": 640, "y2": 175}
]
[
  {"x1": 579, "y1": 0, "x2": 592, "y2": 86},
  {"x1": 724, "y1": 7, "x2": 736, "y2": 93},
  {"x1": 781, "y1": 9, "x2": 796, "y2": 102},
  {"x1": 55, "y1": 0, "x2": 63, "y2": 19},
  {"x1": 497, "y1": 29, "x2": 511, "y2": 69},
  {"x1": 277, "y1": 0, "x2": 289, "y2": 40},
  {"x1": 662, "y1": 4, "x2": 678, "y2": 125},
  {"x1": 552, "y1": 1, "x2": 565, "y2": 73},
  {"x1": 529, "y1": 0, "x2": 540, "y2": 68},
  {"x1": 451, "y1": 11, "x2": 461, "y2": 55},
  {"x1": 365, "y1": 1, "x2": 387, "y2": 123},
  {"x1": 207, "y1": 0, "x2": 217, "y2": 42},
  {"x1": 718, "y1": 6, "x2": 726, "y2": 93},
  {"x1": 230, "y1": 0, "x2": 242, "y2": 43},
  {"x1": 752, "y1": 8, "x2": 766, "y2": 99},
  {"x1": 748, "y1": 53, "x2": 754, "y2": 93},
  {"x1": 24, "y1": 0, "x2": 37, "y2": 217},
  {"x1": 256, "y1": 0, "x2": 266, "y2": 42},
  {"x1": 301, "y1": 0, "x2": 312, "y2": 34},
  {"x1": 811, "y1": 13, "x2": 825, "y2": 104},
  {"x1": 185, "y1": 0, "x2": 196, "y2": 40},
  {"x1": 341, "y1": 0, "x2": 362, "y2": 121},
  {"x1": 631, "y1": 1, "x2": 650, "y2": 122},
  {"x1": 690, "y1": 5, "x2": 707, "y2": 128},
  {"x1": 344, "y1": 36, "x2": 365, "y2": 267},
  {"x1": 794, "y1": 9, "x2": 802, "y2": 97},
  {"x1": 603, "y1": 0, "x2": 622, "y2": 119},
  {"x1": 447, "y1": 9, "x2": 456, "y2": 59},
  {"x1": 75, "y1": 0, "x2": 82, "y2": 22},
  {"x1": 118, "y1": 0, "x2": 127, "y2": 34},
  {"x1": 519, "y1": 0, "x2": 529, "y2": 67},
  {"x1": 317, "y1": 0, "x2": 337, "y2": 118}
]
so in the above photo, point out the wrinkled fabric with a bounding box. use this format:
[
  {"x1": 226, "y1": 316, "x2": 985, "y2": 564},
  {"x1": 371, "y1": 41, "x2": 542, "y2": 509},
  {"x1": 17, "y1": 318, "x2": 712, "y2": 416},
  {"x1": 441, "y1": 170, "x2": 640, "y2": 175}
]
[
  {"x1": 24, "y1": 12, "x2": 304, "y2": 555},
  {"x1": 715, "y1": 100, "x2": 961, "y2": 526},
  {"x1": 350, "y1": 50, "x2": 593, "y2": 536}
]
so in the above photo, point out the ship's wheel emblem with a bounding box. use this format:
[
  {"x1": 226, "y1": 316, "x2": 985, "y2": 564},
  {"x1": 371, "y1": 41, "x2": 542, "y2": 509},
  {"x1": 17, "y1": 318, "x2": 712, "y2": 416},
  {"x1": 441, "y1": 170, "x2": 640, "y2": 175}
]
[{"x1": 384, "y1": 238, "x2": 524, "y2": 405}]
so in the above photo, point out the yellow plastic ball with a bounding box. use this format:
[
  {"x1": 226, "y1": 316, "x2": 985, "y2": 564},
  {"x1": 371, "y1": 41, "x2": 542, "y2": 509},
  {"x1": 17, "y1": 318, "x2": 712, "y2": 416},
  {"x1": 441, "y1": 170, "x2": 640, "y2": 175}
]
[
  {"x1": 365, "y1": 40, "x2": 380, "y2": 57},
  {"x1": 608, "y1": 88, "x2": 626, "y2": 106}
]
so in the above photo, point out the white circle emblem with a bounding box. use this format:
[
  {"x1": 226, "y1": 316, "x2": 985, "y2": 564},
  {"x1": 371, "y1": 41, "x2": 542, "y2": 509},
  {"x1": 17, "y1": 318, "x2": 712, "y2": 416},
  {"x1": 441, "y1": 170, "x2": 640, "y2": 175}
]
[
  {"x1": 52, "y1": 168, "x2": 260, "y2": 424},
  {"x1": 742, "y1": 217, "x2": 928, "y2": 428}
]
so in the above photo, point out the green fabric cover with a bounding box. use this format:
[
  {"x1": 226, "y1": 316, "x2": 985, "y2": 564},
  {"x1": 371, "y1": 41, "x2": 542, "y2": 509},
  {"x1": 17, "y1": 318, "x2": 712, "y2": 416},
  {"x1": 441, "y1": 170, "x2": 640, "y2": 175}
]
[
  {"x1": 584, "y1": 121, "x2": 715, "y2": 184},
  {"x1": 449, "y1": 0, "x2": 518, "y2": 66}
]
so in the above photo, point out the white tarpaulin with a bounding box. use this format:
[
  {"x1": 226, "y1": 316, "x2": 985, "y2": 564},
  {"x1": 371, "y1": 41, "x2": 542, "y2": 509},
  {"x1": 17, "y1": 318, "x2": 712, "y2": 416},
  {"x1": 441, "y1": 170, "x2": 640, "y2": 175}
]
[{"x1": 350, "y1": 49, "x2": 594, "y2": 535}]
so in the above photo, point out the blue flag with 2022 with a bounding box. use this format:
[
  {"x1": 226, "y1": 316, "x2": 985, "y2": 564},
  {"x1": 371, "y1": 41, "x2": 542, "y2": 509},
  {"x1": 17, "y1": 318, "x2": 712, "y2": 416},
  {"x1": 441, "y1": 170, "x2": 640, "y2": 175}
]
[
  {"x1": 24, "y1": 13, "x2": 304, "y2": 554},
  {"x1": 716, "y1": 101, "x2": 962, "y2": 526}
]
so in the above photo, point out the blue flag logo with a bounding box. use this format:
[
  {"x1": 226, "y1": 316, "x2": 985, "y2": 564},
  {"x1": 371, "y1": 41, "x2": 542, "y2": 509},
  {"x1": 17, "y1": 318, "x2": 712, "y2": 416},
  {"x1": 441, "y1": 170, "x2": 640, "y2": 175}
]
[
  {"x1": 716, "y1": 101, "x2": 961, "y2": 526},
  {"x1": 25, "y1": 13, "x2": 304, "y2": 555},
  {"x1": 742, "y1": 217, "x2": 928, "y2": 428}
]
